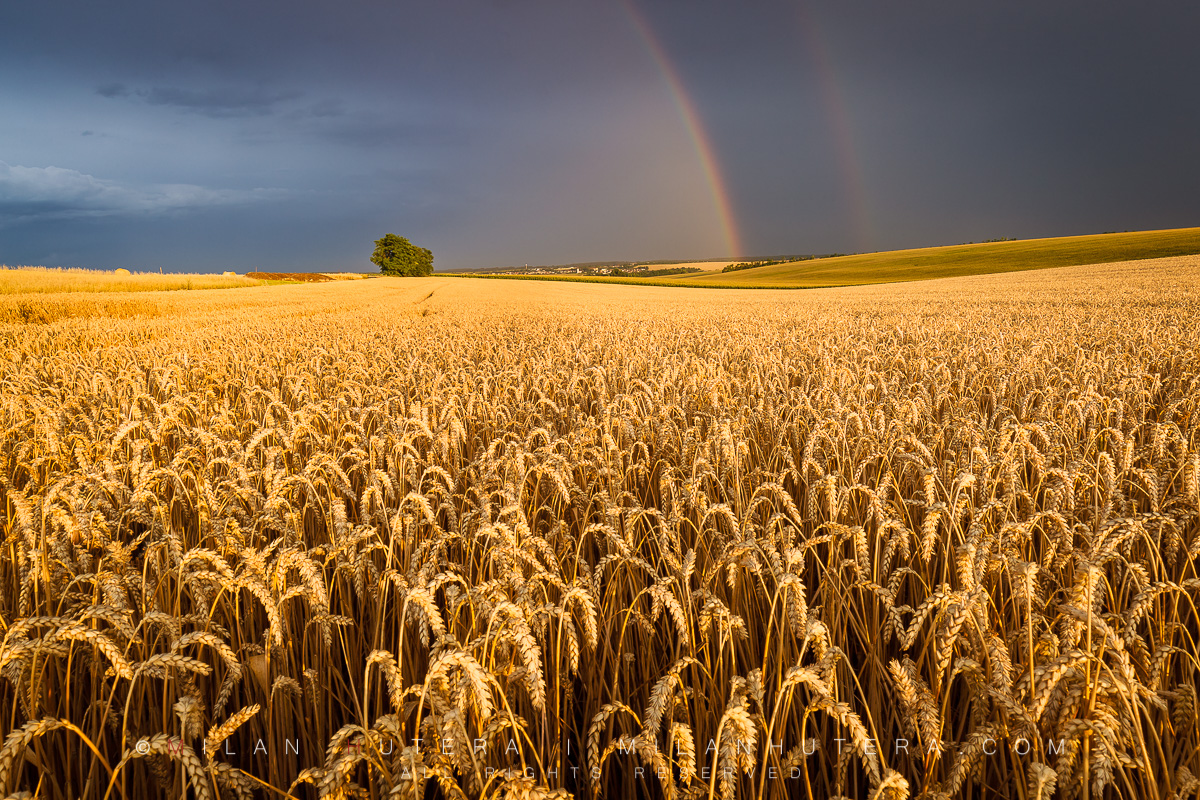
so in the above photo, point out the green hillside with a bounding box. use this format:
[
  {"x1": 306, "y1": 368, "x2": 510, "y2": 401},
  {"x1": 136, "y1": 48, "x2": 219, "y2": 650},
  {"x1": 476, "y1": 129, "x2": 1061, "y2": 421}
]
[
  {"x1": 452, "y1": 227, "x2": 1200, "y2": 289},
  {"x1": 671, "y1": 227, "x2": 1200, "y2": 287}
]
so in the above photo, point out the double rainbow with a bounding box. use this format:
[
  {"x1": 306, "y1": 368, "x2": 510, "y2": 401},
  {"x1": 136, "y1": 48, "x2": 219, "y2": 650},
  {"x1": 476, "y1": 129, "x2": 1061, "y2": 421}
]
[{"x1": 621, "y1": 1, "x2": 870, "y2": 257}]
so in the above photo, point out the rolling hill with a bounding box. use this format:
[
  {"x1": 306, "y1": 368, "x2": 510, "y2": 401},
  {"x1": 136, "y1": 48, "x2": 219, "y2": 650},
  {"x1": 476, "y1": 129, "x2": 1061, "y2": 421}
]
[{"x1": 449, "y1": 226, "x2": 1200, "y2": 289}]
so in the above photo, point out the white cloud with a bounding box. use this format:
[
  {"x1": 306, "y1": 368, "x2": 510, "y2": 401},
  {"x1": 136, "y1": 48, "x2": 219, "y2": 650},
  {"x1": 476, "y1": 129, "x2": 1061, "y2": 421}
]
[{"x1": 0, "y1": 161, "x2": 283, "y2": 224}]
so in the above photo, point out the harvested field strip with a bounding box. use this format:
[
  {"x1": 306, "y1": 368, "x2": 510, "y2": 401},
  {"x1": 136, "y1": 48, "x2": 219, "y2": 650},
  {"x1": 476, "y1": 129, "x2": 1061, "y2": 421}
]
[{"x1": 245, "y1": 271, "x2": 334, "y2": 282}]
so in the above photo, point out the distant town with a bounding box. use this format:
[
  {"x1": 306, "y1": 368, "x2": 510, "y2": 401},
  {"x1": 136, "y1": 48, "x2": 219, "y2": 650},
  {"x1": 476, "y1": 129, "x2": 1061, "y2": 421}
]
[{"x1": 459, "y1": 256, "x2": 826, "y2": 278}]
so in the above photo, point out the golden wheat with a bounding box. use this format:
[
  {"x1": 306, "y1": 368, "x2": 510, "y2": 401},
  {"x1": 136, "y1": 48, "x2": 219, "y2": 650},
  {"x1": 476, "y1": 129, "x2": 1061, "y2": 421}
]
[{"x1": 0, "y1": 256, "x2": 1196, "y2": 797}]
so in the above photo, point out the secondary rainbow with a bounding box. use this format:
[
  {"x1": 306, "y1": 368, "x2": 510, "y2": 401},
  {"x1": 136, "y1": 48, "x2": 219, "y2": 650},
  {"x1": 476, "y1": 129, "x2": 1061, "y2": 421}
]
[{"x1": 794, "y1": 0, "x2": 872, "y2": 251}]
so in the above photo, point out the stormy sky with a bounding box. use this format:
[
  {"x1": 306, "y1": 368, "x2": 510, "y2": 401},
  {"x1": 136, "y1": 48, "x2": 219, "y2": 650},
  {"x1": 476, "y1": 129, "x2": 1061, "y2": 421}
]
[{"x1": 1, "y1": 0, "x2": 1198, "y2": 272}]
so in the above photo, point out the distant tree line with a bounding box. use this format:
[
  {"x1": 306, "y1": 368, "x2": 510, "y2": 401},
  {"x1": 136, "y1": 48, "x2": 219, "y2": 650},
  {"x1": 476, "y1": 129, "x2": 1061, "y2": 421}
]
[
  {"x1": 721, "y1": 254, "x2": 845, "y2": 273},
  {"x1": 609, "y1": 266, "x2": 703, "y2": 278}
]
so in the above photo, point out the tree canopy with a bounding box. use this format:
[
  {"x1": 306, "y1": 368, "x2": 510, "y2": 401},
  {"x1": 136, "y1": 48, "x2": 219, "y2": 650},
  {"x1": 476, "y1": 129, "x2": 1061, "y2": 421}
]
[{"x1": 371, "y1": 234, "x2": 433, "y2": 276}]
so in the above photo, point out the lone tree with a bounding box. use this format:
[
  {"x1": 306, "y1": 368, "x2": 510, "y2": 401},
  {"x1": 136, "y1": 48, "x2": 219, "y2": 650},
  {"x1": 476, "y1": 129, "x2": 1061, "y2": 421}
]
[{"x1": 371, "y1": 234, "x2": 433, "y2": 276}]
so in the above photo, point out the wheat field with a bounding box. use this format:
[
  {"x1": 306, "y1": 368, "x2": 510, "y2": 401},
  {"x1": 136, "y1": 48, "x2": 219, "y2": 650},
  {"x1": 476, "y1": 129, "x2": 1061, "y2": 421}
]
[
  {"x1": 0, "y1": 267, "x2": 260, "y2": 295},
  {"x1": 1, "y1": 256, "x2": 1198, "y2": 799}
]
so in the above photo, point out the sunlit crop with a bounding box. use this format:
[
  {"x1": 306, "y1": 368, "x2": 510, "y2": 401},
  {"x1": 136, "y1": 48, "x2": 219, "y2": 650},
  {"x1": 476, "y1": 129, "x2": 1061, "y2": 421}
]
[
  {"x1": 0, "y1": 266, "x2": 260, "y2": 295},
  {"x1": 1, "y1": 258, "x2": 1197, "y2": 799}
]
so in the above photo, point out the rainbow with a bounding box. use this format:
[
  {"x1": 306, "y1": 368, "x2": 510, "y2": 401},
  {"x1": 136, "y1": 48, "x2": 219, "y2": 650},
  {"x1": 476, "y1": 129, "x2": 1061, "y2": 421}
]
[
  {"x1": 621, "y1": 1, "x2": 743, "y2": 259},
  {"x1": 621, "y1": 1, "x2": 872, "y2": 256},
  {"x1": 793, "y1": 0, "x2": 872, "y2": 251}
]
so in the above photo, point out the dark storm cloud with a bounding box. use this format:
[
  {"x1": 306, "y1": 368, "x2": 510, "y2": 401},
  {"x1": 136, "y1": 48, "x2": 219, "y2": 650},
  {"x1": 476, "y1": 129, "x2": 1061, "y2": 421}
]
[
  {"x1": 0, "y1": 161, "x2": 283, "y2": 225},
  {"x1": 97, "y1": 83, "x2": 302, "y2": 117},
  {"x1": 1, "y1": 0, "x2": 1197, "y2": 270},
  {"x1": 138, "y1": 86, "x2": 302, "y2": 117}
]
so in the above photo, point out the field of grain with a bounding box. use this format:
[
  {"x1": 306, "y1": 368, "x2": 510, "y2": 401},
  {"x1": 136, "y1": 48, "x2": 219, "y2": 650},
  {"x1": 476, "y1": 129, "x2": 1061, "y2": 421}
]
[
  {"x1": 462, "y1": 227, "x2": 1200, "y2": 289},
  {"x1": 665, "y1": 226, "x2": 1200, "y2": 288},
  {"x1": 0, "y1": 267, "x2": 261, "y2": 295},
  {"x1": 1, "y1": 256, "x2": 1198, "y2": 799}
]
